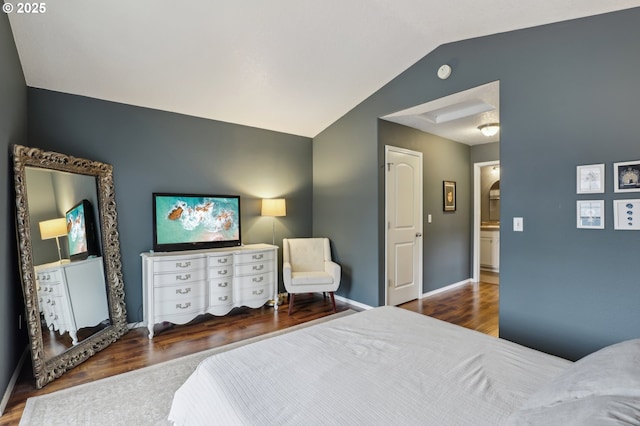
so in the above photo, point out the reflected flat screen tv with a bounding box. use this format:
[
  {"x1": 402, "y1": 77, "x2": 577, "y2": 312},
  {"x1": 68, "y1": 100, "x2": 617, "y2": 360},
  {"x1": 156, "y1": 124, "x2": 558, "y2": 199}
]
[
  {"x1": 66, "y1": 199, "x2": 100, "y2": 261},
  {"x1": 152, "y1": 193, "x2": 241, "y2": 252}
]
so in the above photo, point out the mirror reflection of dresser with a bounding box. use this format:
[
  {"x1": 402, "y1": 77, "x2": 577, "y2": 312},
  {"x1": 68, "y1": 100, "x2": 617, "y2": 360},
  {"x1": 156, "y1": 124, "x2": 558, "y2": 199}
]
[{"x1": 35, "y1": 257, "x2": 109, "y2": 352}]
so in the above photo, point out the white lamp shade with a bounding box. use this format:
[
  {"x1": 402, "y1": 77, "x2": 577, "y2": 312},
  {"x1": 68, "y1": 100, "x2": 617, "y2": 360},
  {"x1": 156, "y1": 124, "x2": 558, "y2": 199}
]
[
  {"x1": 261, "y1": 199, "x2": 286, "y2": 217},
  {"x1": 39, "y1": 218, "x2": 68, "y2": 240}
]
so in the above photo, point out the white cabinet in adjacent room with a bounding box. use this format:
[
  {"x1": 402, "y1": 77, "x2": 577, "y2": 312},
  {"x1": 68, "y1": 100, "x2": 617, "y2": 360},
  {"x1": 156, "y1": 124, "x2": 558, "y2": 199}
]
[{"x1": 480, "y1": 230, "x2": 500, "y2": 271}]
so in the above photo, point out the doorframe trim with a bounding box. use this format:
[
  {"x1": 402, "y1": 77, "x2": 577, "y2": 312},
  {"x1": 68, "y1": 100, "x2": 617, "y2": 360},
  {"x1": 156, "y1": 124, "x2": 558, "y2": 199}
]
[
  {"x1": 384, "y1": 145, "x2": 423, "y2": 306},
  {"x1": 473, "y1": 160, "x2": 500, "y2": 282}
]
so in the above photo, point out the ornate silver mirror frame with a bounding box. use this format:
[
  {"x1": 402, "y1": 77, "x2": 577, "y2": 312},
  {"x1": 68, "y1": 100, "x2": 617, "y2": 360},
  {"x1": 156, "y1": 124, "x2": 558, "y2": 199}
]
[{"x1": 13, "y1": 144, "x2": 128, "y2": 388}]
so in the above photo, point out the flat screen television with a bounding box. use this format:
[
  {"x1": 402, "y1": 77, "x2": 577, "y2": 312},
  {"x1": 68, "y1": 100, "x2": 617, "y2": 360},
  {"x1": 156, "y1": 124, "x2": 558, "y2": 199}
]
[
  {"x1": 152, "y1": 193, "x2": 241, "y2": 252},
  {"x1": 65, "y1": 199, "x2": 100, "y2": 261}
]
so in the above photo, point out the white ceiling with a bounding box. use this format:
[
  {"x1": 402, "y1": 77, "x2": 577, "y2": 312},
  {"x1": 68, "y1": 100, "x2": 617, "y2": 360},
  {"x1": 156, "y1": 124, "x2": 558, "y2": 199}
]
[
  {"x1": 382, "y1": 81, "x2": 500, "y2": 145},
  {"x1": 7, "y1": 1, "x2": 640, "y2": 138}
]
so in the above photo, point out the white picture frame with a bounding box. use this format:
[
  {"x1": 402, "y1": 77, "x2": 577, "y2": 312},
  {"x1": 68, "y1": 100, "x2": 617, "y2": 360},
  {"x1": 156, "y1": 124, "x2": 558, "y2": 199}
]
[
  {"x1": 613, "y1": 199, "x2": 640, "y2": 230},
  {"x1": 613, "y1": 160, "x2": 640, "y2": 193},
  {"x1": 576, "y1": 164, "x2": 604, "y2": 194},
  {"x1": 576, "y1": 200, "x2": 604, "y2": 229}
]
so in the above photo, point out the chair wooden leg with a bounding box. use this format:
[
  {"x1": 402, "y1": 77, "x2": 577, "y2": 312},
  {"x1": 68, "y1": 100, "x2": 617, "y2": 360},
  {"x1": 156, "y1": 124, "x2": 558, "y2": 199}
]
[
  {"x1": 288, "y1": 293, "x2": 295, "y2": 315},
  {"x1": 329, "y1": 292, "x2": 336, "y2": 313}
]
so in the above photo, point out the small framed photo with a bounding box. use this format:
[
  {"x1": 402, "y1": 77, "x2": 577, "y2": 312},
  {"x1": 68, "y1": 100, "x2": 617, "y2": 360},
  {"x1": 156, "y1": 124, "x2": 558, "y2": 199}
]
[
  {"x1": 613, "y1": 199, "x2": 640, "y2": 230},
  {"x1": 443, "y1": 181, "x2": 456, "y2": 212},
  {"x1": 613, "y1": 160, "x2": 640, "y2": 193},
  {"x1": 576, "y1": 200, "x2": 604, "y2": 229},
  {"x1": 576, "y1": 164, "x2": 604, "y2": 194}
]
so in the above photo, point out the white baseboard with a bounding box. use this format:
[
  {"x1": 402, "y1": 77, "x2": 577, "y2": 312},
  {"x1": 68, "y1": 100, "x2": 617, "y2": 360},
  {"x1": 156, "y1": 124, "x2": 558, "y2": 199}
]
[
  {"x1": 334, "y1": 294, "x2": 373, "y2": 311},
  {"x1": 0, "y1": 345, "x2": 29, "y2": 417},
  {"x1": 336, "y1": 280, "x2": 472, "y2": 310},
  {"x1": 421, "y1": 279, "x2": 472, "y2": 298}
]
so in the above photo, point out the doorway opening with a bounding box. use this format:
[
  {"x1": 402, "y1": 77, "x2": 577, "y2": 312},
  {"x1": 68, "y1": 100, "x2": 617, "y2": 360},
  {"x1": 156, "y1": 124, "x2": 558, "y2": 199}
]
[
  {"x1": 474, "y1": 161, "x2": 500, "y2": 285},
  {"x1": 380, "y1": 81, "x2": 500, "y2": 325}
]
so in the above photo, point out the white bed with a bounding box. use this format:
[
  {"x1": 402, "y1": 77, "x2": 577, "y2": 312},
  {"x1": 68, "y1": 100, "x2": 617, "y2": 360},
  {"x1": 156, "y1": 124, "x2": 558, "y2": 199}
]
[{"x1": 168, "y1": 306, "x2": 640, "y2": 425}]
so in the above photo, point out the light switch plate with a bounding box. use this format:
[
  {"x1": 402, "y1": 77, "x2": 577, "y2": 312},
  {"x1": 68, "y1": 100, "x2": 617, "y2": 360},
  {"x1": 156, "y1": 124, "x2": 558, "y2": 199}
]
[{"x1": 513, "y1": 217, "x2": 524, "y2": 232}]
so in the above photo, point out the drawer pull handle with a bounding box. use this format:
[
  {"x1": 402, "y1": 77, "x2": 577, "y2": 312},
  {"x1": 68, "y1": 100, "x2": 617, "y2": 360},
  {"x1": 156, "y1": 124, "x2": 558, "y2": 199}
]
[
  {"x1": 252, "y1": 265, "x2": 264, "y2": 271},
  {"x1": 218, "y1": 295, "x2": 228, "y2": 301},
  {"x1": 176, "y1": 302, "x2": 191, "y2": 310},
  {"x1": 252, "y1": 254, "x2": 264, "y2": 260},
  {"x1": 252, "y1": 289, "x2": 264, "y2": 296},
  {"x1": 176, "y1": 287, "x2": 191, "y2": 295},
  {"x1": 218, "y1": 282, "x2": 229, "y2": 288},
  {"x1": 252, "y1": 276, "x2": 264, "y2": 283},
  {"x1": 176, "y1": 274, "x2": 191, "y2": 281},
  {"x1": 217, "y1": 258, "x2": 228, "y2": 264},
  {"x1": 176, "y1": 261, "x2": 191, "y2": 268},
  {"x1": 217, "y1": 269, "x2": 228, "y2": 276}
]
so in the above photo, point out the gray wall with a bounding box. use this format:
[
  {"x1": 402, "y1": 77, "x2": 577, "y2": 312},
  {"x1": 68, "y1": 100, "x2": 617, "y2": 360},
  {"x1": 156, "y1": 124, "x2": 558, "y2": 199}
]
[
  {"x1": 313, "y1": 8, "x2": 640, "y2": 360},
  {"x1": 25, "y1": 168, "x2": 99, "y2": 264},
  {"x1": 27, "y1": 89, "x2": 313, "y2": 323},
  {"x1": 470, "y1": 141, "x2": 499, "y2": 166},
  {"x1": 0, "y1": 12, "x2": 27, "y2": 409},
  {"x1": 378, "y1": 121, "x2": 471, "y2": 293}
]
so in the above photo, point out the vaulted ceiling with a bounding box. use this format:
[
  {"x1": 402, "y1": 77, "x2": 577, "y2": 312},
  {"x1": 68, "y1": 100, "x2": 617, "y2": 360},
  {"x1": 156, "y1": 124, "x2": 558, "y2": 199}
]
[{"x1": 7, "y1": 1, "x2": 640, "y2": 137}]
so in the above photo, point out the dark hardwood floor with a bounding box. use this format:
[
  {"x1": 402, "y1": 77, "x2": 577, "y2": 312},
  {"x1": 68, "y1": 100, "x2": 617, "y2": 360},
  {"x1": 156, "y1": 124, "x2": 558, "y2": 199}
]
[
  {"x1": 1, "y1": 281, "x2": 498, "y2": 425},
  {"x1": 400, "y1": 280, "x2": 499, "y2": 337}
]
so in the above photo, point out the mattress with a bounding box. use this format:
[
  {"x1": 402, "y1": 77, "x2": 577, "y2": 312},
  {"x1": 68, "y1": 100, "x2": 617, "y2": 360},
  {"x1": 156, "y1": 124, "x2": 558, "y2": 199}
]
[{"x1": 168, "y1": 306, "x2": 571, "y2": 425}]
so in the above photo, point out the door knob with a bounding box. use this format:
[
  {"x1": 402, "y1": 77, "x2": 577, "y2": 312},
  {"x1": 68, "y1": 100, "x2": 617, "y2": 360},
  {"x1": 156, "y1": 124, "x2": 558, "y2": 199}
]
[{"x1": 415, "y1": 232, "x2": 422, "y2": 237}]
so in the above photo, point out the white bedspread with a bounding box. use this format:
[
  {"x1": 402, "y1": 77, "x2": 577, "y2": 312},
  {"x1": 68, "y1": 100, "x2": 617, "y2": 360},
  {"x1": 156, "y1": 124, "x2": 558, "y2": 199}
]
[{"x1": 169, "y1": 306, "x2": 571, "y2": 425}]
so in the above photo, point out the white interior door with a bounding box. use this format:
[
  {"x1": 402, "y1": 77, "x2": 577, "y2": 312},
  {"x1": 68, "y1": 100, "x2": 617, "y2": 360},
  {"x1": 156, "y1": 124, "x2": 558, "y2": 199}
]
[{"x1": 385, "y1": 146, "x2": 423, "y2": 306}]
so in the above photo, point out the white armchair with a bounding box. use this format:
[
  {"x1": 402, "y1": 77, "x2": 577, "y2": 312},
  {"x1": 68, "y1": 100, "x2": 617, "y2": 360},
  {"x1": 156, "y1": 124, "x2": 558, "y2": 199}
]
[{"x1": 282, "y1": 238, "x2": 341, "y2": 315}]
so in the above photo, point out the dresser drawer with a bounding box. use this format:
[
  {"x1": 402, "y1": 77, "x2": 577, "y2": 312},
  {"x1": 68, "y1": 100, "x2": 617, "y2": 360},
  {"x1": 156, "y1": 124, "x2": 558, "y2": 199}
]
[
  {"x1": 39, "y1": 282, "x2": 65, "y2": 297},
  {"x1": 44, "y1": 295, "x2": 71, "y2": 331},
  {"x1": 235, "y1": 260, "x2": 273, "y2": 276},
  {"x1": 209, "y1": 277, "x2": 232, "y2": 294},
  {"x1": 154, "y1": 297, "x2": 206, "y2": 319},
  {"x1": 37, "y1": 270, "x2": 62, "y2": 284},
  {"x1": 208, "y1": 254, "x2": 233, "y2": 267},
  {"x1": 153, "y1": 269, "x2": 206, "y2": 287},
  {"x1": 236, "y1": 272, "x2": 274, "y2": 288},
  {"x1": 236, "y1": 250, "x2": 274, "y2": 264},
  {"x1": 153, "y1": 257, "x2": 206, "y2": 273},
  {"x1": 237, "y1": 283, "x2": 270, "y2": 303},
  {"x1": 209, "y1": 291, "x2": 233, "y2": 307},
  {"x1": 209, "y1": 265, "x2": 233, "y2": 279},
  {"x1": 154, "y1": 282, "x2": 206, "y2": 301}
]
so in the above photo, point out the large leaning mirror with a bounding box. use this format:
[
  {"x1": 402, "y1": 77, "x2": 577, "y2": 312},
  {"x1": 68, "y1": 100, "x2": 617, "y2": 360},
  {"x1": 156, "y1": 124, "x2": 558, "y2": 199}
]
[{"x1": 13, "y1": 144, "x2": 128, "y2": 388}]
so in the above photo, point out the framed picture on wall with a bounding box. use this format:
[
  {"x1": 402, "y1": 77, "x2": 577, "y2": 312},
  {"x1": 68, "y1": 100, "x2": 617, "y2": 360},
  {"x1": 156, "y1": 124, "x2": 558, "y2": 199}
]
[
  {"x1": 443, "y1": 180, "x2": 456, "y2": 212},
  {"x1": 613, "y1": 199, "x2": 640, "y2": 230},
  {"x1": 576, "y1": 164, "x2": 604, "y2": 194},
  {"x1": 613, "y1": 160, "x2": 640, "y2": 193},
  {"x1": 576, "y1": 200, "x2": 604, "y2": 229}
]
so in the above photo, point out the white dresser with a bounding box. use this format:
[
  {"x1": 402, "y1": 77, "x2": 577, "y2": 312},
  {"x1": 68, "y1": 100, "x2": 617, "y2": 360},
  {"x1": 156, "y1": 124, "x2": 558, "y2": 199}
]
[
  {"x1": 141, "y1": 244, "x2": 278, "y2": 338},
  {"x1": 35, "y1": 257, "x2": 110, "y2": 345}
]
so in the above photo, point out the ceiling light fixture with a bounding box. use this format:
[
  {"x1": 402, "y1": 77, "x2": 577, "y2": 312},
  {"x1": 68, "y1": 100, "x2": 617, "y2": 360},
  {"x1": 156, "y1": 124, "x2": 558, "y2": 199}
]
[{"x1": 478, "y1": 123, "x2": 500, "y2": 137}]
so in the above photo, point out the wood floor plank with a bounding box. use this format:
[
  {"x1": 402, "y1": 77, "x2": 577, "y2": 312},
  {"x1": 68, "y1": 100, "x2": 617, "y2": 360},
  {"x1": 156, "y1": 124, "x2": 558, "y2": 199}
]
[{"x1": 2, "y1": 282, "x2": 498, "y2": 425}]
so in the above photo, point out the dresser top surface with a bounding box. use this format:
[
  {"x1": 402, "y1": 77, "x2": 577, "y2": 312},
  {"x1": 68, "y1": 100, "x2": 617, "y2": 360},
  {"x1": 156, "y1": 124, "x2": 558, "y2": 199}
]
[{"x1": 141, "y1": 243, "x2": 278, "y2": 259}]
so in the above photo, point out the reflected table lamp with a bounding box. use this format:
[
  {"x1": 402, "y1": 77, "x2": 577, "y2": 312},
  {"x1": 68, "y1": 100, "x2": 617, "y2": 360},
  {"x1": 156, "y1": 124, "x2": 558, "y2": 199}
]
[{"x1": 39, "y1": 218, "x2": 67, "y2": 262}]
